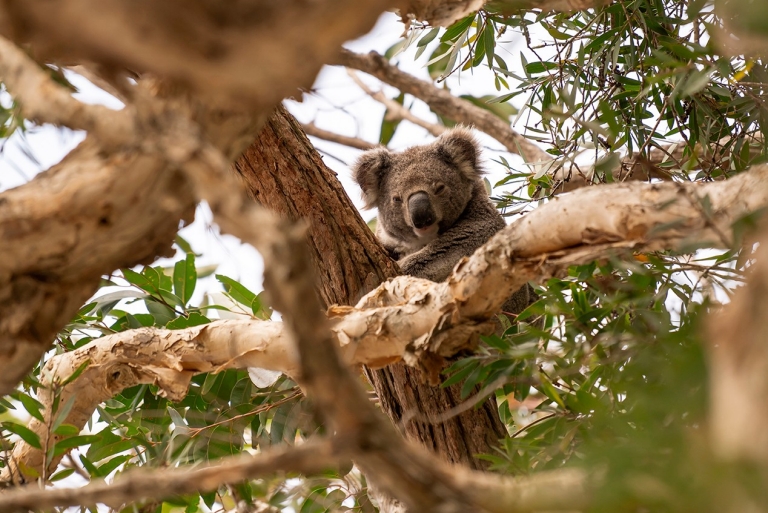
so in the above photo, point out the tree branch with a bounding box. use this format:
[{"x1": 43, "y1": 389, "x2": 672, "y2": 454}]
[
  {"x1": 301, "y1": 122, "x2": 377, "y2": 150},
  {"x1": 334, "y1": 49, "x2": 551, "y2": 165},
  {"x1": 0, "y1": 36, "x2": 134, "y2": 146},
  {"x1": 708, "y1": 226, "x2": 768, "y2": 464},
  {"x1": 347, "y1": 69, "x2": 446, "y2": 137},
  {"x1": 0, "y1": 0, "x2": 392, "y2": 111},
  {"x1": 0, "y1": 440, "x2": 340, "y2": 512}
]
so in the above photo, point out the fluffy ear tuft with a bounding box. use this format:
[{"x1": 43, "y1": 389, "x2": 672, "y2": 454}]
[
  {"x1": 434, "y1": 126, "x2": 482, "y2": 180},
  {"x1": 352, "y1": 147, "x2": 392, "y2": 209}
]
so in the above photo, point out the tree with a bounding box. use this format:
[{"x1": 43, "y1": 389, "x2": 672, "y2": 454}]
[{"x1": 1, "y1": 0, "x2": 768, "y2": 512}]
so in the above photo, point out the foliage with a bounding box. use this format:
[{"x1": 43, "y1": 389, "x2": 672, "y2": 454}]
[
  {"x1": 445, "y1": 250, "x2": 749, "y2": 509},
  {"x1": 395, "y1": 0, "x2": 767, "y2": 204}
]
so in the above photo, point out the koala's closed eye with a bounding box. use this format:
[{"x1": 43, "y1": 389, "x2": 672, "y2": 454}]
[{"x1": 434, "y1": 183, "x2": 446, "y2": 195}]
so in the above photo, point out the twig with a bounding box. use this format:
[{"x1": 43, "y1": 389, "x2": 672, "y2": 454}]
[
  {"x1": 301, "y1": 122, "x2": 377, "y2": 150},
  {"x1": 0, "y1": 440, "x2": 340, "y2": 512},
  {"x1": 347, "y1": 69, "x2": 446, "y2": 137},
  {"x1": 334, "y1": 50, "x2": 551, "y2": 165}
]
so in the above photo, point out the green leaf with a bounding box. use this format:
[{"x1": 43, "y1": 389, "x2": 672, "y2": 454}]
[
  {"x1": 216, "y1": 275, "x2": 257, "y2": 307},
  {"x1": 460, "y1": 94, "x2": 517, "y2": 121},
  {"x1": 679, "y1": 69, "x2": 713, "y2": 98},
  {"x1": 380, "y1": 92, "x2": 405, "y2": 145},
  {"x1": 3, "y1": 421, "x2": 42, "y2": 449},
  {"x1": 18, "y1": 392, "x2": 44, "y2": 422},
  {"x1": 484, "y1": 21, "x2": 495, "y2": 68},
  {"x1": 51, "y1": 395, "x2": 77, "y2": 433},
  {"x1": 122, "y1": 268, "x2": 154, "y2": 292},
  {"x1": 166, "y1": 312, "x2": 211, "y2": 330},
  {"x1": 54, "y1": 424, "x2": 81, "y2": 436},
  {"x1": 440, "y1": 14, "x2": 474, "y2": 42},
  {"x1": 60, "y1": 359, "x2": 92, "y2": 387},
  {"x1": 174, "y1": 253, "x2": 197, "y2": 305},
  {"x1": 53, "y1": 434, "x2": 103, "y2": 456},
  {"x1": 96, "y1": 454, "x2": 131, "y2": 477},
  {"x1": 174, "y1": 234, "x2": 197, "y2": 255},
  {"x1": 50, "y1": 468, "x2": 76, "y2": 482},
  {"x1": 524, "y1": 61, "x2": 558, "y2": 74}
]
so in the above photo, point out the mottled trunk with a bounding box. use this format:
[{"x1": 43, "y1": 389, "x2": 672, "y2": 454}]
[{"x1": 234, "y1": 105, "x2": 506, "y2": 470}]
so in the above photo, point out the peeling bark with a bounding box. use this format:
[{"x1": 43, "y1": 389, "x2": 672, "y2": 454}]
[{"x1": 0, "y1": 140, "x2": 196, "y2": 398}]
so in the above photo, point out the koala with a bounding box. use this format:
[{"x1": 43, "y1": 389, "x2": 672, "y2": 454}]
[{"x1": 352, "y1": 127, "x2": 532, "y2": 314}]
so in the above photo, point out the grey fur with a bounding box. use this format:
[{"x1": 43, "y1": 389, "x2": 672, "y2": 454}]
[{"x1": 353, "y1": 127, "x2": 532, "y2": 315}]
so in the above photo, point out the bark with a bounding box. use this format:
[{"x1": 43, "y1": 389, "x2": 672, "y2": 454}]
[
  {"x1": 233, "y1": 104, "x2": 398, "y2": 306},
  {"x1": 0, "y1": 139, "x2": 196, "y2": 398},
  {"x1": 0, "y1": 0, "x2": 393, "y2": 110},
  {"x1": 233, "y1": 106, "x2": 512, "y2": 471}
]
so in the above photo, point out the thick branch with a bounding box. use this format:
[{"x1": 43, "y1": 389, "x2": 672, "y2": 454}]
[
  {"x1": 0, "y1": 140, "x2": 197, "y2": 398},
  {"x1": 0, "y1": 0, "x2": 392, "y2": 110},
  {"x1": 335, "y1": 50, "x2": 550, "y2": 164},
  {"x1": 0, "y1": 36, "x2": 134, "y2": 145},
  {"x1": 0, "y1": 440, "x2": 339, "y2": 512}
]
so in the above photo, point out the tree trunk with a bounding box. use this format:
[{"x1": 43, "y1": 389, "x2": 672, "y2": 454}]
[{"x1": 233, "y1": 105, "x2": 506, "y2": 470}]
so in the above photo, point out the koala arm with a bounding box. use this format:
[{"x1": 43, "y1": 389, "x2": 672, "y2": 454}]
[{"x1": 398, "y1": 220, "x2": 497, "y2": 282}]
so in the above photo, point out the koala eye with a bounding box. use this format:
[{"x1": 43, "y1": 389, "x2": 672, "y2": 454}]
[
  {"x1": 434, "y1": 183, "x2": 447, "y2": 195},
  {"x1": 392, "y1": 195, "x2": 403, "y2": 203}
]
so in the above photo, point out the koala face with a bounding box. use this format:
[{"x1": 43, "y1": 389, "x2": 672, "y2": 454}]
[{"x1": 352, "y1": 127, "x2": 483, "y2": 255}]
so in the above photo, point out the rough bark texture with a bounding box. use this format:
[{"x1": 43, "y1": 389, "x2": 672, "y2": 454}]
[
  {"x1": 369, "y1": 364, "x2": 506, "y2": 469},
  {"x1": 233, "y1": 106, "x2": 508, "y2": 470},
  {"x1": 234, "y1": 104, "x2": 397, "y2": 305},
  {"x1": 0, "y1": 139, "x2": 196, "y2": 397}
]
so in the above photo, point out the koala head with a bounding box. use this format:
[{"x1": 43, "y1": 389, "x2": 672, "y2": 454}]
[{"x1": 352, "y1": 127, "x2": 484, "y2": 253}]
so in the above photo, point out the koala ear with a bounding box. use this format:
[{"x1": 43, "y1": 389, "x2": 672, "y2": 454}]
[
  {"x1": 352, "y1": 147, "x2": 392, "y2": 209},
  {"x1": 434, "y1": 126, "x2": 483, "y2": 180}
]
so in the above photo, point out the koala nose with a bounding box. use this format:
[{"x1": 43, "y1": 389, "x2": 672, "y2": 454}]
[{"x1": 408, "y1": 192, "x2": 436, "y2": 229}]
